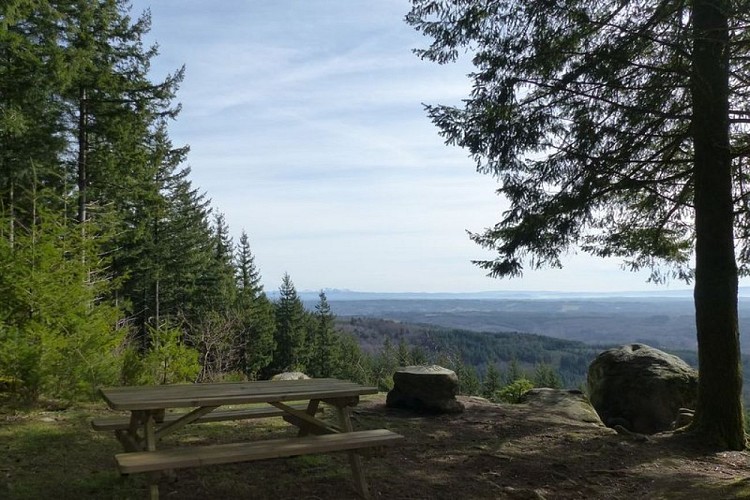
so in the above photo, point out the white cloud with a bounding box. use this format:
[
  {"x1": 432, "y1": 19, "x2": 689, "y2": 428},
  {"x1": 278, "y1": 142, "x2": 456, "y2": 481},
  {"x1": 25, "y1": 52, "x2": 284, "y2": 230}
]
[{"x1": 128, "y1": 0, "x2": 697, "y2": 293}]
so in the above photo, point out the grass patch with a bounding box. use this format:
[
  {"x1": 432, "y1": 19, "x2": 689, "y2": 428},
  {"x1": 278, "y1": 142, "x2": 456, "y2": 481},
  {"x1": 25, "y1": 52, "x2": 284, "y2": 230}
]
[
  {"x1": 0, "y1": 406, "x2": 140, "y2": 499},
  {"x1": 0, "y1": 402, "x2": 365, "y2": 499}
]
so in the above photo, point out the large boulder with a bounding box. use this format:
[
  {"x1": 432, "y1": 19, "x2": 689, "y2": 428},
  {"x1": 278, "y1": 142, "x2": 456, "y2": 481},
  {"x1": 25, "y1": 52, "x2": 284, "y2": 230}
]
[
  {"x1": 386, "y1": 365, "x2": 464, "y2": 414},
  {"x1": 587, "y1": 344, "x2": 697, "y2": 434}
]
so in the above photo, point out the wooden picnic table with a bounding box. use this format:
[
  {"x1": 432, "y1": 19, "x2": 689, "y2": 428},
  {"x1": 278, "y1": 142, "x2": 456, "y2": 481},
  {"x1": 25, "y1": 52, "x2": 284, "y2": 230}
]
[{"x1": 95, "y1": 378, "x2": 403, "y2": 499}]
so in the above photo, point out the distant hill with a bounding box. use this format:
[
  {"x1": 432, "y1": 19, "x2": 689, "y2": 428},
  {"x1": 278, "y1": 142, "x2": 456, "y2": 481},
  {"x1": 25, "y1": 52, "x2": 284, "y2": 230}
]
[
  {"x1": 335, "y1": 316, "x2": 600, "y2": 388},
  {"x1": 313, "y1": 296, "x2": 750, "y2": 351},
  {"x1": 334, "y1": 315, "x2": 750, "y2": 401}
]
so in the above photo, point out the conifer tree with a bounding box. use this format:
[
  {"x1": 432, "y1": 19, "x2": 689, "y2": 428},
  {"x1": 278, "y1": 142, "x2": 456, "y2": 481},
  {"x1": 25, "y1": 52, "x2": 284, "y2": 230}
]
[
  {"x1": 482, "y1": 363, "x2": 502, "y2": 400},
  {"x1": 407, "y1": 0, "x2": 749, "y2": 448},
  {"x1": 234, "y1": 232, "x2": 275, "y2": 378},
  {"x1": 272, "y1": 273, "x2": 307, "y2": 373},
  {"x1": 0, "y1": 190, "x2": 122, "y2": 400},
  {"x1": 235, "y1": 231, "x2": 263, "y2": 297},
  {"x1": 0, "y1": 1, "x2": 68, "y2": 237},
  {"x1": 307, "y1": 291, "x2": 339, "y2": 378}
]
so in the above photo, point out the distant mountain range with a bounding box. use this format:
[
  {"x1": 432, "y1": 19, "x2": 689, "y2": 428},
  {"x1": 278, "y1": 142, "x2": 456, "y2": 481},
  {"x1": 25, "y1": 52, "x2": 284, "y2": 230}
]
[{"x1": 273, "y1": 286, "x2": 750, "y2": 302}]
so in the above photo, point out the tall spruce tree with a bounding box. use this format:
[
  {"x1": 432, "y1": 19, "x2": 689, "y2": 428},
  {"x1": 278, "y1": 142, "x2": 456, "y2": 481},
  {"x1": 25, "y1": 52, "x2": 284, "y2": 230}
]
[
  {"x1": 0, "y1": 1, "x2": 68, "y2": 237},
  {"x1": 203, "y1": 212, "x2": 236, "y2": 312},
  {"x1": 234, "y1": 231, "x2": 275, "y2": 378},
  {"x1": 272, "y1": 273, "x2": 307, "y2": 373},
  {"x1": 236, "y1": 231, "x2": 263, "y2": 297},
  {"x1": 407, "y1": 0, "x2": 749, "y2": 449},
  {"x1": 55, "y1": 0, "x2": 183, "y2": 225},
  {"x1": 307, "y1": 291, "x2": 339, "y2": 378}
]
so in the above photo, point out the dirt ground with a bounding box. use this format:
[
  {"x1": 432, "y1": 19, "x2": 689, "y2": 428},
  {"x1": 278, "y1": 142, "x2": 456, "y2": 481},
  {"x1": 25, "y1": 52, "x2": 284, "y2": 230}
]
[{"x1": 158, "y1": 392, "x2": 750, "y2": 499}]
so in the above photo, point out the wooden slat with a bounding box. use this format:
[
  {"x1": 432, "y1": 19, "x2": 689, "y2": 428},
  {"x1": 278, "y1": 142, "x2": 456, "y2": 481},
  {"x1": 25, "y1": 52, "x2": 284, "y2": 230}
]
[
  {"x1": 116, "y1": 429, "x2": 404, "y2": 474},
  {"x1": 154, "y1": 405, "x2": 219, "y2": 439},
  {"x1": 273, "y1": 401, "x2": 340, "y2": 435},
  {"x1": 100, "y1": 379, "x2": 377, "y2": 411},
  {"x1": 92, "y1": 404, "x2": 317, "y2": 432}
]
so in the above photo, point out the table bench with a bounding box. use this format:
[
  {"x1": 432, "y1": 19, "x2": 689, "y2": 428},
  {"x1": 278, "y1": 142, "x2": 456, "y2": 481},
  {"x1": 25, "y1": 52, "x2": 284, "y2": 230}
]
[
  {"x1": 91, "y1": 404, "x2": 317, "y2": 432},
  {"x1": 116, "y1": 428, "x2": 403, "y2": 473},
  {"x1": 95, "y1": 379, "x2": 403, "y2": 499}
]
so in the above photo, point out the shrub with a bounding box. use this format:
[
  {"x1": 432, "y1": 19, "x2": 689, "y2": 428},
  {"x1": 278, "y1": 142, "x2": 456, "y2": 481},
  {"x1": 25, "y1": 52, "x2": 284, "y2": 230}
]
[{"x1": 498, "y1": 378, "x2": 534, "y2": 404}]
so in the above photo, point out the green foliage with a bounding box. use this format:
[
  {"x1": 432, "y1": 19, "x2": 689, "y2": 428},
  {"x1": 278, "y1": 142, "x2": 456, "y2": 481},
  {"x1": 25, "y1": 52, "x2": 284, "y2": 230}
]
[
  {"x1": 460, "y1": 364, "x2": 481, "y2": 397},
  {"x1": 405, "y1": 0, "x2": 735, "y2": 280},
  {"x1": 124, "y1": 324, "x2": 200, "y2": 386},
  {"x1": 481, "y1": 364, "x2": 503, "y2": 400},
  {"x1": 340, "y1": 317, "x2": 579, "y2": 397},
  {"x1": 498, "y1": 379, "x2": 535, "y2": 404},
  {"x1": 533, "y1": 363, "x2": 563, "y2": 389},
  {"x1": 448, "y1": 357, "x2": 481, "y2": 396},
  {"x1": 306, "y1": 292, "x2": 339, "y2": 378},
  {"x1": 332, "y1": 332, "x2": 370, "y2": 385},
  {"x1": 233, "y1": 233, "x2": 275, "y2": 379},
  {"x1": 505, "y1": 359, "x2": 524, "y2": 384},
  {"x1": 272, "y1": 274, "x2": 308, "y2": 373},
  {"x1": 370, "y1": 337, "x2": 399, "y2": 391},
  {"x1": 241, "y1": 293, "x2": 277, "y2": 379},
  {"x1": 0, "y1": 200, "x2": 124, "y2": 401},
  {"x1": 0, "y1": 325, "x2": 39, "y2": 403}
]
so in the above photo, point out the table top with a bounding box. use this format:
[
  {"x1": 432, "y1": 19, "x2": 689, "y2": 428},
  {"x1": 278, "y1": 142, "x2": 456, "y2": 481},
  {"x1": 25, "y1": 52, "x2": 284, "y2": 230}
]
[{"x1": 99, "y1": 378, "x2": 378, "y2": 411}]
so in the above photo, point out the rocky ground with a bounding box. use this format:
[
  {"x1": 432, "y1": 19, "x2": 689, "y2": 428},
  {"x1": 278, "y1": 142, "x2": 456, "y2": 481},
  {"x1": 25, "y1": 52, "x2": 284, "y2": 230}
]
[{"x1": 156, "y1": 390, "x2": 750, "y2": 499}]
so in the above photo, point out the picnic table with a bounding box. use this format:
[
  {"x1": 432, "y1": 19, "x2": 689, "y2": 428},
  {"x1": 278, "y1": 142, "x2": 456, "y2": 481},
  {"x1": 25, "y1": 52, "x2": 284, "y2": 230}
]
[{"x1": 93, "y1": 378, "x2": 403, "y2": 499}]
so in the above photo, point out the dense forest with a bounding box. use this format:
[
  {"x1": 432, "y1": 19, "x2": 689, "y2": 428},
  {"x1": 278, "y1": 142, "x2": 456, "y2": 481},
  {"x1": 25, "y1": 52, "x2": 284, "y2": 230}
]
[
  {"x1": 0, "y1": 1, "x2": 562, "y2": 407},
  {"x1": 0, "y1": 1, "x2": 378, "y2": 403},
  {"x1": 340, "y1": 317, "x2": 596, "y2": 389},
  {"x1": 338, "y1": 315, "x2": 750, "y2": 403}
]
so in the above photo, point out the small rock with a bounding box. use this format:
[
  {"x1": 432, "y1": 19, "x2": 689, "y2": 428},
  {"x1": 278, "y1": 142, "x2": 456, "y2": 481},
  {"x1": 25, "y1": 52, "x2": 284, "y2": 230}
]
[{"x1": 271, "y1": 372, "x2": 310, "y2": 381}]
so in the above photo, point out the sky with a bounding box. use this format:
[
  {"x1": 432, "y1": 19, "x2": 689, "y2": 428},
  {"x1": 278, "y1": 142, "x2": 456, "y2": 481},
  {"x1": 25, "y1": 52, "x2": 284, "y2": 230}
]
[{"x1": 126, "y1": 0, "x2": 691, "y2": 294}]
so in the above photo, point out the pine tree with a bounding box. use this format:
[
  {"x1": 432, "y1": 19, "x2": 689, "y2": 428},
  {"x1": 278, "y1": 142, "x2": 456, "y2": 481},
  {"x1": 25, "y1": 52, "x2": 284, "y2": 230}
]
[
  {"x1": 397, "y1": 338, "x2": 412, "y2": 367},
  {"x1": 482, "y1": 363, "x2": 502, "y2": 401},
  {"x1": 245, "y1": 293, "x2": 277, "y2": 379},
  {"x1": 234, "y1": 232, "x2": 275, "y2": 379},
  {"x1": 533, "y1": 363, "x2": 563, "y2": 390},
  {"x1": 307, "y1": 291, "x2": 339, "y2": 378},
  {"x1": 235, "y1": 231, "x2": 263, "y2": 297},
  {"x1": 0, "y1": 189, "x2": 122, "y2": 400},
  {"x1": 202, "y1": 212, "x2": 236, "y2": 312},
  {"x1": 407, "y1": 0, "x2": 748, "y2": 448},
  {"x1": 0, "y1": 1, "x2": 68, "y2": 239},
  {"x1": 333, "y1": 333, "x2": 370, "y2": 384},
  {"x1": 272, "y1": 274, "x2": 307, "y2": 373},
  {"x1": 54, "y1": 0, "x2": 184, "y2": 225},
  {"x1": 505, "y1": 359, "x2": 524, "y2": 385}
]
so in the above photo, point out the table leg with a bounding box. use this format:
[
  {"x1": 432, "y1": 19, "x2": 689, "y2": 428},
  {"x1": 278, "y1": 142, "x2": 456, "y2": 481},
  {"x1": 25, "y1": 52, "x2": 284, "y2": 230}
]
[
  {"x1": 143, "y1": 412, "x2": 160, "y2": 500},
  {"x1": 336, "y1": 405, "x2": 370, "y2": 500},
  {"x1": 298, "y1": 399, "x2": 321, "y2": 437}
]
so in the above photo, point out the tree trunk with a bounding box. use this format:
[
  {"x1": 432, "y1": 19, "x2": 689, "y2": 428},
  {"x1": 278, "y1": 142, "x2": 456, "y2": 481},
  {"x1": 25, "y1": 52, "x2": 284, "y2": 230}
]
[
  {"x1": 77, "y1": 86, "x2": 88, "y2": 225},
  {"x1": 690, "y1": 0, "x2": 745, "y2": 450}
]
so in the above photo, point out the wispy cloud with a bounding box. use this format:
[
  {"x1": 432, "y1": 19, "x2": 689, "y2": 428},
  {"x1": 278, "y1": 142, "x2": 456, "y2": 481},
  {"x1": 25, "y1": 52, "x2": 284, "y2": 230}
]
[{"x1": 129, "y1": 0, "x2": 669, "y2": 293}]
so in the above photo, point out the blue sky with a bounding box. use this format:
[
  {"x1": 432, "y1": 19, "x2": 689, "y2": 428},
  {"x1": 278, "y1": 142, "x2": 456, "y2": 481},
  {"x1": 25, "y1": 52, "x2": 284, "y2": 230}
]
[{"x1": 128, "y1": 0, "x2": 689, "y2": 294}]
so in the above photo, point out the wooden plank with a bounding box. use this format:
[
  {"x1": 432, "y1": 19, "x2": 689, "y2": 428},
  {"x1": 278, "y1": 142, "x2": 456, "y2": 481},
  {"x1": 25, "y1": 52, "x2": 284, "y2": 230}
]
[
  {"x1": 272, "y1": 401, "x2": 340, "y2": 435},
  {"x1": 100, "y1": 379, "x2": 377, "y2": 411},
  {"x1": 115, "y1": 429, "x2": 404, "y2": 475},
  {"x1": 337, "y1": 403, "x2": 369, "y2": 499},
  {"x1": 154, "y1": 405, "x2": 219, "y2": 440},
  {"x1": 92, "y1": 404, "x2": 318, "y2": 432}
]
